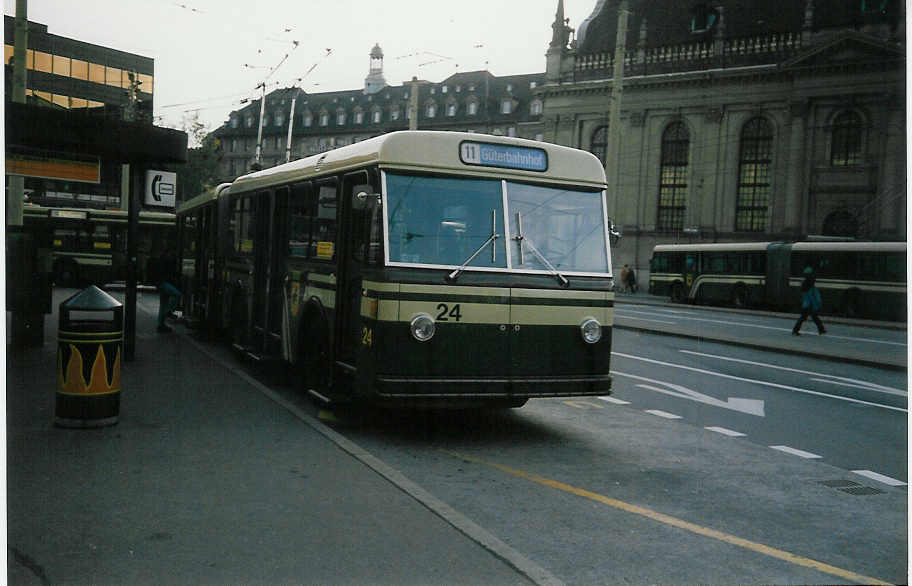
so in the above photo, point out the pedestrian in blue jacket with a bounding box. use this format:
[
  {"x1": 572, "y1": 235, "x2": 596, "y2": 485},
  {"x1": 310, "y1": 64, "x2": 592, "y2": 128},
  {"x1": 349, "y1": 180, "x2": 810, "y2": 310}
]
[{"x1": 792, "y1": 267, "x2": 826, "y2": 336}]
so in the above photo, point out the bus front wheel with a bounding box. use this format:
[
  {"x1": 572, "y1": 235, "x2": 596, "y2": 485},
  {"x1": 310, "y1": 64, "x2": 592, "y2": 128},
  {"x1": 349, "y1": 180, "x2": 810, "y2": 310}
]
[{"x1": 670, "y1": 283, "x2": 686, "y2": 303}]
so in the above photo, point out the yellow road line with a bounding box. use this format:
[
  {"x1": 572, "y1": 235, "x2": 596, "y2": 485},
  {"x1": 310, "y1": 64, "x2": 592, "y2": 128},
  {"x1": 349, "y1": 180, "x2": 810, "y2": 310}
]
[{"x1": 446, "y1": 451, "x2": 893, "y2": 586}]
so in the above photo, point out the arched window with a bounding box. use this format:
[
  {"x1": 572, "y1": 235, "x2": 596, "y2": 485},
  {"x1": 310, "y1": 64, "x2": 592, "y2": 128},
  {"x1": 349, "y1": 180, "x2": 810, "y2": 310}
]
[
  {"x1": 656, "y1": 122, "x2": 690, "y2": 232},
  {"x1": 530, "y1": 99, "x2": 543, "y2": 115},
  {"x1": 831, "y1": 110, "x2": 863, "y2": 166},
  {"x1": 590, "y1": 125, "x2": 608, "y2": 163},
  {"x1": 735, "y1": 117, "x2": 773, "y2": 232}
]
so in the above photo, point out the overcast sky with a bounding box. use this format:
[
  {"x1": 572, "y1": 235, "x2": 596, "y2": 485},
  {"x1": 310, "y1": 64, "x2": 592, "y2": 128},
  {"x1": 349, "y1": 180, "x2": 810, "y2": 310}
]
[{"x1": 5, "y1": 0, "x2": 596, "y2": 133}]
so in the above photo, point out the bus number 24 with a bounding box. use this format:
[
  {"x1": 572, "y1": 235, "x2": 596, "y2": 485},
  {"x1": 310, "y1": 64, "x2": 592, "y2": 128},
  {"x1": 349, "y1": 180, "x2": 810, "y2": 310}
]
[{"x1": 436, "y1": 303, "x2": 462, "y2": 322}]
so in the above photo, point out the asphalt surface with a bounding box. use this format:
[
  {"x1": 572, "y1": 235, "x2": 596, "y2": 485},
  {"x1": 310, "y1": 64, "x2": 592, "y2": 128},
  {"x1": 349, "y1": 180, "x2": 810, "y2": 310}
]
[{"x1": 6, "y1": 289, "x2": 907, "y2": 585}]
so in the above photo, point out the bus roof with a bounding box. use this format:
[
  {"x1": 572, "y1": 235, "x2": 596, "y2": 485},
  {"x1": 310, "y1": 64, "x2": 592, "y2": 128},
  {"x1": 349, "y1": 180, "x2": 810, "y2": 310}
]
[
  {"x1": 177, "y1": 183, "x2": 231, "y2": 215},
  {"x1": 226, "y1": 130, "x2": 607, "y2": 195},
  {"x1": 790, "y1": 241, "x2": 906, "y2": 253},
  {"x1": 652, "y1": 242, "x2": 774, "y2": 253},
  {"x1": 652, "y1": 241, "x2": 907, "y2": 255}
]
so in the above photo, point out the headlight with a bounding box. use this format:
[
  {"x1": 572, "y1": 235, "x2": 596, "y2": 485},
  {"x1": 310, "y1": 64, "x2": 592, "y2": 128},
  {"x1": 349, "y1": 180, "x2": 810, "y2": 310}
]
[
  {"x1": 580, "y1": 318, "x2": 602, "y2": 344},
  {"x1": 410, "y1": 313, "x2": 436, "y2": 342}
]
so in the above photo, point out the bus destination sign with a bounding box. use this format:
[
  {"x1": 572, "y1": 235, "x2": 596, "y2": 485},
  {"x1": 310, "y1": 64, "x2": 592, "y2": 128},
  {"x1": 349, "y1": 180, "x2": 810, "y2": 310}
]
[{"x1": 459, "y1": 141, "x2": 548, "y2": 172}]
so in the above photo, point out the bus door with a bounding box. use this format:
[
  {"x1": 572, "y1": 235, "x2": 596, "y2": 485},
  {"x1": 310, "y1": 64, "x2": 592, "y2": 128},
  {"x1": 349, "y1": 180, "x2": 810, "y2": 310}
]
[
  {"x1": 335, "y1": 170, "x2": 377, "y2": 371},
  {"x1": 248, "y1": 191, "x2": 272, "y2": 353},
  {"x1": 684, "y1": 252, "x2": 698, "y2": 294},
  {"x1": 765, "y1": 243, "x2": 790, "y2": 309}
]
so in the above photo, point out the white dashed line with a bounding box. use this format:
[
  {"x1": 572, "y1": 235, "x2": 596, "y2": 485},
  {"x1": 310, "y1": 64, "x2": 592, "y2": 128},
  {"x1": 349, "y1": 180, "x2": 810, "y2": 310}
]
[
  {"x1": 645, "y1": 409, "x2": 682, "y2": 420},
  {"x1": 705, "y1": 426, "x2": 746, "y2": 437},
  {"x1": 598, "y1": 396, "x2": 630, "y2": 405},
  {"x1": 770, "y1": 445, "x2": 822, "y2": 459},
  {"x1": 852, "y1": 470, "x2": 907, "y2": 487}
]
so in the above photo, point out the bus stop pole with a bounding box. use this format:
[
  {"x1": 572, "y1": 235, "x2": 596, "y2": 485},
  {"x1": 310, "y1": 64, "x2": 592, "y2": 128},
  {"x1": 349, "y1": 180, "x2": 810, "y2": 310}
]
[{"x1": 124, "y1": 163, "x2": 140, "y2": 361}]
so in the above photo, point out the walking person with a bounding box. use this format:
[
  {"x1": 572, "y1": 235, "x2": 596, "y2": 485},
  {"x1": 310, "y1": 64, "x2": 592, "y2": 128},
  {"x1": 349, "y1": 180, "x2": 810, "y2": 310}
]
[
  {"x1": 792, "y1": 267, "x2": 826, "y2": 336},
  {"x1": 626, "y1": 266, "x2": 638, "y2": 293},
  {"x1": 155, "y1": 247, "x2": 182, "y2": 333},
  {"x1": 619, "y1": 264, "x2": 630, "y2": 293}
]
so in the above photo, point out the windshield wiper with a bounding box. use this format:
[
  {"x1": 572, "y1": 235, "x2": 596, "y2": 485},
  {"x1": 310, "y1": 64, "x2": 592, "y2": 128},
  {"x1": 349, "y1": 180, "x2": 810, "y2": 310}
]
[
  {"x1": 446, "y1": 210, "x2": 499, "y2": 282},
  {"x1": 513, "y1": 211, "x2": 569, "y2": 287}
]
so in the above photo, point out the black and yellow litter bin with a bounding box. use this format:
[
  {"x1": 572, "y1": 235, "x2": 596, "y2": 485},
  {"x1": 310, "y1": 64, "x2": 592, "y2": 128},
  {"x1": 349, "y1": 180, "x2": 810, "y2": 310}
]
[{"x1": 55, "y1": 286, "x2": 123, "y2": 428}]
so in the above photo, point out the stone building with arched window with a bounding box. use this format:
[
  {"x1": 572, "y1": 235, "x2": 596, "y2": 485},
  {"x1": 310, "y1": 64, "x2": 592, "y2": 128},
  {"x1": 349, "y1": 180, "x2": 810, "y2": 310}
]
[{"x1": 539, "y1": 0, "x2": 905, "y2": 283}]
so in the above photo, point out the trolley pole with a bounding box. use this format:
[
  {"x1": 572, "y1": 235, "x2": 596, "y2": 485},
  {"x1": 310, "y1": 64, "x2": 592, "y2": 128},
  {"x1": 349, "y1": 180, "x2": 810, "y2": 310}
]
[
  {"x1": 254, "y1": 82, "x2": 266, "y2": 168},
  {"x1": 409, "y1": 77, "x2": 419, "y2": 130},
  {"x1": 285, "y1": 89, "x2": 301, "y2": 163},
  {"x1": 605, "y1": 0, "x2": 629, "y2": 221}
]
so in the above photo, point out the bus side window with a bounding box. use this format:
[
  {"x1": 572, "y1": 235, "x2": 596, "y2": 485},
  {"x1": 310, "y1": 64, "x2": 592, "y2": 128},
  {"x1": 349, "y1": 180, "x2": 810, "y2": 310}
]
[
  {"x1": 884, "y1": 253, "x2": 905, "y2": 282},
  {"x1": 289, "y1": 182, "x2": 314, "y2": 258},
  {"x1": 231, "y1": 196, "x2": 255, "y2": 256},
  {"x1": 313, "y1": 181, "x2": 338, "y2": 261}
]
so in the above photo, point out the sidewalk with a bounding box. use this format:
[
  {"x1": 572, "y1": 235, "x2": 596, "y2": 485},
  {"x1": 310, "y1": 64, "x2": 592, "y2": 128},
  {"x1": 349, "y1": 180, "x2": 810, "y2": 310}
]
[
  {"x1": 6, "y1": 289, "x2": 540, "y2": 586},
  {"x1": 613, "y1": 292, "x2": 908, "y2": 370}
]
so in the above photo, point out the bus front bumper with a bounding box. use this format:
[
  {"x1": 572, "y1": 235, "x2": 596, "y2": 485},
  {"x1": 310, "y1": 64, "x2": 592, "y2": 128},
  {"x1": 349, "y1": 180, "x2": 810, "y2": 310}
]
[{"x1": 373, "y1": 374, "x2": 612, "y2": 400}]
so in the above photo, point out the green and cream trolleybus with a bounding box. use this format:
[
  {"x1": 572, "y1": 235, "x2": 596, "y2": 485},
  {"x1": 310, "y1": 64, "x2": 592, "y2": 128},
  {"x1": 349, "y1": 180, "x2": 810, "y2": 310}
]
[{"x1": 178, "y1": 131, "x2": 616, "y2": 407}]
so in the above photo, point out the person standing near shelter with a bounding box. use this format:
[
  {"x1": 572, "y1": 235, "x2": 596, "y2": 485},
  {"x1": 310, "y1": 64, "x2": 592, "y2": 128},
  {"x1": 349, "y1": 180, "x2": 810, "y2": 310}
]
[
  {"x1": 626, "y1": 265, "x2": 637, "y2": 293},
  {"x1": 792, "y1": 267, "x2": 826, "y2": 336},
  {"x1": 155, "y1": 247, "x2": 182, "y2": 333},
  {"x1": 619, "y1": 264, "x2": 629, "y2": 293}
]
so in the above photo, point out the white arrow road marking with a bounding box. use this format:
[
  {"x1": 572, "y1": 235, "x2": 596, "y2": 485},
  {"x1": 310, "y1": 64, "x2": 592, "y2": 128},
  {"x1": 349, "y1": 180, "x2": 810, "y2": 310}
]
[
  {"x1": 612, "y1": 352, "x2": 907, "y2": 413},
  {"x1": 611, "y1": 371, "x2": 766, "y2": 417}
]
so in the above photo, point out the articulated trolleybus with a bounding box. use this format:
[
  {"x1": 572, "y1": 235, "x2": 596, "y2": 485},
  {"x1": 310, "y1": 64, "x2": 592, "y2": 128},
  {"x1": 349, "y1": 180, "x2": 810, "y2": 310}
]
[
  {"x1": 178, "y1": 131, "x2": 616, "y2": 407},
  {"x1": 649, "y1": 240, "x2": 906, "y2": 320}
]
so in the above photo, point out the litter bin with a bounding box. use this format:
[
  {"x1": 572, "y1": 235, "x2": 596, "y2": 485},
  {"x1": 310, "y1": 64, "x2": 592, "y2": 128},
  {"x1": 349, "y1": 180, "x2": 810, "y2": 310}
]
[{"x1": 55, "y1": 286, "x2": 123, "y2": 428}]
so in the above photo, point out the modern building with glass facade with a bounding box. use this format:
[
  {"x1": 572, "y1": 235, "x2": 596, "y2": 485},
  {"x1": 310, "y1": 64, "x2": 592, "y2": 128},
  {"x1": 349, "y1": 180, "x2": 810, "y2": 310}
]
[{"x1": 3, "y1": 15, "x2": 173, "y2": 211}]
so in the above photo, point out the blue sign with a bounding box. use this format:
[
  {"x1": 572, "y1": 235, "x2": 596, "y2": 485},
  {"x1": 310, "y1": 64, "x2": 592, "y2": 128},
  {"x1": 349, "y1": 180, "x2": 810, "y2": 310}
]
[{"x1": 459, "y1": 141, "x2": 548, "y2": 172}]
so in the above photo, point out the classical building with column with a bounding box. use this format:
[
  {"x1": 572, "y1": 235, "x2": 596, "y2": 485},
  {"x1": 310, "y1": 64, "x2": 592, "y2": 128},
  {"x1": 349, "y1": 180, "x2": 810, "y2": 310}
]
[{"x1": 539, "y1": 0, "x2": 905, "y2": 280}]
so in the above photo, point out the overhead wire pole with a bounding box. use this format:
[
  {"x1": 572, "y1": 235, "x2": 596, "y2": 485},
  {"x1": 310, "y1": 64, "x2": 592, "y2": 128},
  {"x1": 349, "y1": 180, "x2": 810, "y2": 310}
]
[
  {"x1": 605, "y1": 0, "x2": 630, "y2": 222},
  {"x1": 248, "y1": 40, "x2": 299, "y2": 170}
]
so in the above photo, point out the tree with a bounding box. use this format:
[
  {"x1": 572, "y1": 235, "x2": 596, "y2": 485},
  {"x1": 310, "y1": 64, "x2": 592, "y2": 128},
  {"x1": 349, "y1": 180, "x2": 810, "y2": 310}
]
[{"x1": 176, "y1": 111, "x2": 221, "y2": 205}]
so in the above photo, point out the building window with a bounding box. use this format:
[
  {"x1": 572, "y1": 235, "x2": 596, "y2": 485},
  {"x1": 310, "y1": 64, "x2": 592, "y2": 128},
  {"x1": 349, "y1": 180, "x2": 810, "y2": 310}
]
[
  {"x1": 426, "y1": 103, "x2": 437, "y2": 118},
  {"x1": 231, "y1": 138, "x2": 238, "y2": 152},
  {"x1": 530, "y1": 81, "x2": 537, "y2": 89},
  {"x1": 319, "y1": 113, "x2": 329, "y2": 126},
  {"x1": 656, "y1": 122, "x2": 690, "y2": 232},
  {"x1": 373, "y1": 109, "x2": 381, "y2": 123},
  {"x1": 304, "y1": 113, "x2": 313, "y2": 127},
  {"x1": 501, "y1": 99, "x2": 512, "y2": 114},
  {"x1": 830, "y1": 110, "x2": 863, "y2": 166},
  {"x1": 446, "y1": 103, "x2": 457, "y2": 117},
  {"x1": 590, "y1": 125, "x2": 608, "y2": 163},
  {"x1": 355, "y1": 110, "x2": 364, "y2": 124},
  {"x1": 245, "y1": 116, "x2": 254, "y2": 128},
  {"x1": 231, "y1": 117, "x2": 239, "y2": 129},
  {"x1": 391, "y1": 107, "x2": 400, "y2": 121},
  {"x1": 506, "y1": 83, "x2": 512, "y2": 92},
  {"x1": 442, "y1": 85, "x2": 448, "y2": 93},
  {"x1": 735, "y1": 117, "x2": 773, "y2": 232},
  {"x1": 468, "y1": 101, "x2": 478, "y2": 116},
  {"x1": 275, "y1": 112, "x2": 284, "y2": 126},
  {"x1": 530, "y1": 100, "x2": 543, "y2": 115},
  {"x1": 337, "y1": 110, "x2": 346, "y2": 125}
]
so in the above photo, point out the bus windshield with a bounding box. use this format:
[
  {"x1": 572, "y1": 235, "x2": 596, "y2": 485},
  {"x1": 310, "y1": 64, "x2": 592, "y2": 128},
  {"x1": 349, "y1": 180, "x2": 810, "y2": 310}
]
[{"x1": 385, "y1": 172, "x2": 609, "y2": 274}]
